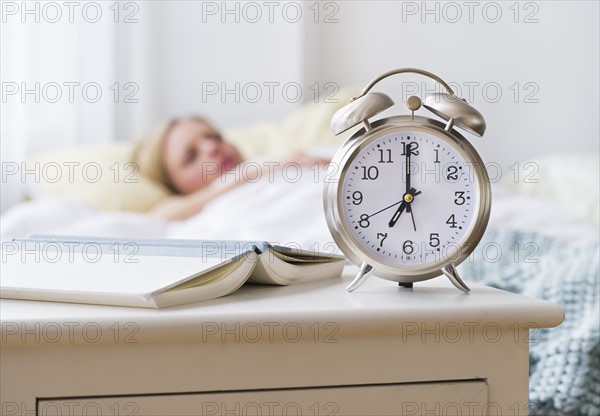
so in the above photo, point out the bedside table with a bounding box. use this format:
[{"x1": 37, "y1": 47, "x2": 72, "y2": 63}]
[{"x1": 1, "y1": 266, "x2": 563, "y2": 416}]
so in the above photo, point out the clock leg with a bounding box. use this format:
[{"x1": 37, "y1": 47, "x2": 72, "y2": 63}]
[
  {"x1": 441, "y1": 263, "x2": 470, "y2": 293},
  {"x1": 398, "y1": 282, "x2": 413, "y2": 288},
  {"x1": 347, "y1": 262, "x2": 374, "y2": 292}
]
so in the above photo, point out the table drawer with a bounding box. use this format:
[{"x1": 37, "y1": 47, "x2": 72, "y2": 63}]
[{"x1": 39, "y1": 380, "x2": 487, "y2": 415}]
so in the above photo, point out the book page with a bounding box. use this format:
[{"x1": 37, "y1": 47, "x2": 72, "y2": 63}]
[
  {"x1": 248, "y1": 248, "x2": 345, "y2": 285},
  {"x1": 1, "y1": 245, "x2": 232, "y2": 299}
]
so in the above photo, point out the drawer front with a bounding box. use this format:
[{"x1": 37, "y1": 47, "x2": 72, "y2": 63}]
[{"x1": 39, "y1": 380, "x2": 487, "y2": 415}]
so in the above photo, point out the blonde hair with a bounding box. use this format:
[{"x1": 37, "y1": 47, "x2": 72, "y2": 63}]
[
  {"x1": 131, "y1": 119, "x2": 177, "y2": 192},
  {"x1": 131, "y1": 116, "x2": 213, "y2": 194}
]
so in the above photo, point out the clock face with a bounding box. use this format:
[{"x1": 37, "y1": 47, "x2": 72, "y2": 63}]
[{"x1": 339, "y1": 128, "x2": 480, "y2": 268}]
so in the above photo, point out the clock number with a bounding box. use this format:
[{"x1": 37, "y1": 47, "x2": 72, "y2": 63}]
[
  {"x1": 376, "y1": 232, "x2": 388, "y2": 247},
  {"x1": 434, "y1": 149, "x2": 440, "y2": 164},
  {"x1": 446, "y1": 165, "x2": 459, "y2": 181},
  {"x1": 352, "y1": 191, "x2": 363, "y2": 205},
  {"x1": 378, "y1": 149, "x2": 393, "y2": 163},
  {"x1": 359, "y1": 214, "x2": 370, "y2": 228},
  {"x1": 429, "y1": 233, "x2": 440, "y2": 248},
  {"x1": 446, "y1": 214, "x2": 458, "y2": 228},
  {"x1": 402, "y1": 240, "x2": 415, "y2": 255},
  {"x1": 361, "y1": 166, "x2": 379, "y2": 180},
  {"x1": 454, "y1": 191, "x2": 466, "y2": 205},
  {"x1": 401, "y1": 142, "x2": 419, "y2": 156}
]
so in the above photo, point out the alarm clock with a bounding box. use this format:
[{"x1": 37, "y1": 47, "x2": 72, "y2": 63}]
[{"x1": 324, "y1": 68, "x2": 491, "y2": 293}]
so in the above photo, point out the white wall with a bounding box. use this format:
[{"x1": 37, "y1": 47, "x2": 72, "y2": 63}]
[
  {"x1": 146, "y1": 1, "x2": 305, "y2": 131},
  {"x1": 303, "y1": 1, "x2": 599, "y2": 167},
  {"x1": 1, "y1": 1, "x2": 306, "y2": 148}
]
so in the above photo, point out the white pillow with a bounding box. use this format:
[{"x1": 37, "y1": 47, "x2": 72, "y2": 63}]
[{"x1": 501, "y1": 153, "x2": 599, "y2": 225}]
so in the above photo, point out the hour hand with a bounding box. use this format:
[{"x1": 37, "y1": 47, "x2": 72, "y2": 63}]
[
  {"x1": 388, "y1": 201, "x2": 407, "y2": 227},
  {"x1": 388, "y1": 187, "x2": 419, "y2": 228}
]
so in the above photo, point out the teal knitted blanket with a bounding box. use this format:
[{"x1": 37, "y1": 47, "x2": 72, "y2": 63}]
[{"x1": 459, "y1": 229, "x2": 599, "y2": 416}]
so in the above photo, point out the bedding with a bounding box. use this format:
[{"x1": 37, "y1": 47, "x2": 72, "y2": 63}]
[{"x1": 2, "y1": 159, "x2": 599, "y2": 416}]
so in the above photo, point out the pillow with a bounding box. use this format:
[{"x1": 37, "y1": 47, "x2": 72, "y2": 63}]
[
  {"x1": 501, "y1": 153, "x2": 599, "y2": 225},
  {"x1": 223, "y1": 87, "x2": 361, "y2": 159},
  {"x1": 25, "y1": 143, "x2": 170, "y2": 212}
]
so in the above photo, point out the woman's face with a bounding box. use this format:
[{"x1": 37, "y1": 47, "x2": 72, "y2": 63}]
[{"x1": 163, "y1": 119, "x2": 242, "y2": 194}]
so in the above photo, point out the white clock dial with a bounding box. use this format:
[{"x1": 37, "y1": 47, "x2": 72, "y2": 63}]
[{"x1": 340, "y1": 130, "x2": 480, "y2": 267}]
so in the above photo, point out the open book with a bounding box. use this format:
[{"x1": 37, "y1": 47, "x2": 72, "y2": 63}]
[{"x1": 1, "y1": 235, "x2": 345, "y2": 309}]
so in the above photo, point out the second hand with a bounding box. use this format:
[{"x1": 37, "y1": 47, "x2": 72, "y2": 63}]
[
  {"x1": 365, "y1": 190, "x2": 422, "y2": 219},
  {"x1": 407, "y1": 203, "x2": 417, "y2": 231}
]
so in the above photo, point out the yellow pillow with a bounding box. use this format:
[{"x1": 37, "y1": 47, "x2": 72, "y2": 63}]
[
  {"x1": 25, "y1": 143, "x2": 170, "y2": 212},
  {"x1": 224, "y1": 87, "x2": 361, "y2": 159}
]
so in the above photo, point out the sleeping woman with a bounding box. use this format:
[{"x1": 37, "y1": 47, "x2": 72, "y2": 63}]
[{"x1": 132, "y1": 117, "x2": 330, "y2": 220}]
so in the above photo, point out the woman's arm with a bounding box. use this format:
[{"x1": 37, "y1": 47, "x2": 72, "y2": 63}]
[{"x1": 149, "y1": 178, "x2": 241, "y2": 221}]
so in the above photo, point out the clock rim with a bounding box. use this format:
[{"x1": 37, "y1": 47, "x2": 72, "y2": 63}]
[{"x1": 323, "y1": 115, "x2": 492, "y2": 283}]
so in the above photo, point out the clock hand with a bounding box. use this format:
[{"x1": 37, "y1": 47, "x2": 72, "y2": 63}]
[
  {"x1": 405, "y1": 142, "x2": 420, "y2": 232},
  {"x1": 388, "y1": 201, "x2": 407, "y2": 227},
  {"x1": 367, "y1": 200, "x2": 403, "y2": 218},
  {"x1": 405, "y1": 142, "x2": 412, "y2": 195},
  {"x1": 363, "y1": 188, "x2": 422, "y2": 220},
  {"x1": 407, "y1": 203, "x2": 417, "y2": 232},
  {"x1": 388, "y1": 188, "x2": 421, "y2": 228}
]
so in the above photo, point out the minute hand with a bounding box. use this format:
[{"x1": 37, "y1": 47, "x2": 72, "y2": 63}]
[{"x1": 405, "y1": 143, "x2": 412, "y2": 194}]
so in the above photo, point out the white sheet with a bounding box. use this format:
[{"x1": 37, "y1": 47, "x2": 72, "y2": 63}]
[{"x1": 2, "y1": 167, "x2": 598, "y2": 247}]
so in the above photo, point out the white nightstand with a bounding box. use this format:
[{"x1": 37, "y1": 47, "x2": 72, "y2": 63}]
[{"x1": 1, "y1": 266, "x2": 563, "y2": 416}]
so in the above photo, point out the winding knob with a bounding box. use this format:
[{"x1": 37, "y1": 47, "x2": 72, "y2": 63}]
[{"x1": 406, "y1": 95, "x2": 422, "y2": 112}]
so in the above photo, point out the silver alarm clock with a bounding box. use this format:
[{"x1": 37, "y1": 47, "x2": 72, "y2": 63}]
[{"x1": 324, "y1": 68, "x2": 491, "y2": 293}]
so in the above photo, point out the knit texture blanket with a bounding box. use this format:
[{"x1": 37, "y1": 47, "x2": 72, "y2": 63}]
[{"x1": 459, "y1": 229, "x2": 599, "y2": 416}]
